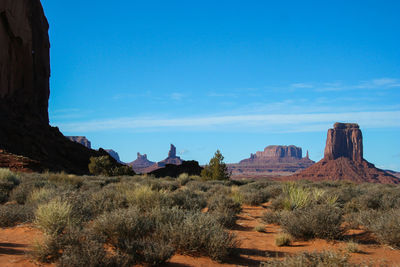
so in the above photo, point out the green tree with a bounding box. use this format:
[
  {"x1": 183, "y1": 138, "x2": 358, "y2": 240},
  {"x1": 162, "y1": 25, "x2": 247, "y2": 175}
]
[{"x1": 201, "y1": 150, "x2": 231, "y2": 180}]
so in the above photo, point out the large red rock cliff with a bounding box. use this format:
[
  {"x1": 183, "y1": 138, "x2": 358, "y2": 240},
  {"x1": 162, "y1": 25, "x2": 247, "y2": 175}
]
[
  {"x1": 289, "y1": 123, "x2": 399, "y2": 184},
  {"x1": 0, "y1": 0, "x2": 116, "y2": 173}
]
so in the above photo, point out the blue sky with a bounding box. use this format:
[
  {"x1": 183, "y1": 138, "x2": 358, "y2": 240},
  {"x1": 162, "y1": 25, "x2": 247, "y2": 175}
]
[{"x1": 41, "y1": 0, "x2": 400, "y2": 170}]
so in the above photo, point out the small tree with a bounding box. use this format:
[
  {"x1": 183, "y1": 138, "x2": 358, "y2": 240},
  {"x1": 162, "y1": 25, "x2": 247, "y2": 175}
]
[{"x1": 201, "y1": 150, "x2": 230, "y2": 181}]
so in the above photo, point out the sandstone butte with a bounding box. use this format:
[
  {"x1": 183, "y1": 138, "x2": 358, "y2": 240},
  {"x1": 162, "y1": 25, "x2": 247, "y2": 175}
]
[
  {"x1": 289, "y1": 123, "x2": 399, "y2": 184},
  {"x1": 128, "y1": 153, "x2": 156, "y2": 173},
  {"x1": 0, "y1": 0, "x2": 120, "y2": 174},
  {"x1": 228, "y1": 145, "x2": 315, "y2": 177},
  {"x1": 136, "y1": 144, "x2": 183, "y2": 173}
]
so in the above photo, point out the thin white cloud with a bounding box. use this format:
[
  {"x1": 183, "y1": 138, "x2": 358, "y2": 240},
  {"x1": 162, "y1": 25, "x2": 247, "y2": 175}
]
[
  {"x1": 55, "y1": 110, "x2": 400, "y2": 133},
  {"x1": 291, "y1": 83, "x2": 314, "y2": 88},
  {"x1": 315, "y1": 78, "x2": 400, "y2": 92},
  {"x1": 171, "y1": 92, "x2": 184, "y2": 101}
]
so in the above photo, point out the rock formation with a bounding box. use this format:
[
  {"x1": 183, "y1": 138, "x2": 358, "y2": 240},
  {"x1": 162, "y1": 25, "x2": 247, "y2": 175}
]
[
  {"x1": 149, "y1": 160, "x2": 203, "y2": 178},
  {"x1": 324, "y1": 123, "x2": 363, "y2": 162},
  {"x1": 289, "y1": 123, "x2": 399, "y2": 184},
  {"x1": 139, "y1": 144, "x2": 183, "y2": 173},
  {"x1": 128, "y1": 153, "x2": 155, "y2": 173},
  {"x1": 105, "y1": 149, "x2": 122, "y2": 163},
  {"x1": 66, "y1": 136, "x2": 92, "y2": 149},
  {"x1": 0, "y1": 0, "x2": 119, "y2": 173},
  {"x1": 228, "y1": 145, "x2": 314, "y2": 178}
]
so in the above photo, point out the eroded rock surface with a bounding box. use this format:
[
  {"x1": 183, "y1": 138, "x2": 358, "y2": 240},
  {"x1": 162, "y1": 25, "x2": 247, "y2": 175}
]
[
  {"x1": 229, "y1": 145, "x2": 314, "y2": 177},
  {"x1": 0, "y1": 0, "x2": 117, "y2": 173},
  {"x1": 128, "y1": 153, "x2": 155, "y2": 173},
  {"x1": 289, "y1": 123, "x2": 399, "y2": 184}
]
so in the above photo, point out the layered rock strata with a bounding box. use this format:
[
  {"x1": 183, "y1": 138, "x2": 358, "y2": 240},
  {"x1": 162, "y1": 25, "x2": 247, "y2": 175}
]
[
  {"x1": 289, "y1": 123, "x2": 399, "y2": 184},
  {"x1": 0, "y1": 0, "x2": 119, "y2": 173}
]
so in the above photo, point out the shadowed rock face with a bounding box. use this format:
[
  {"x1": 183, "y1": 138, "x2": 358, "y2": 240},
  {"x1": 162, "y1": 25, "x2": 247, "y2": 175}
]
[
  {"x1": 0, "y1": 0, "x2": 50, "y2": 123},
  {"x1": 105, "y1": 149, "x2": 121, "y2": 163},
  {"x1": 324, "y1": 123, "x2": 363, "y2": 162},
  {"x1": 149, "y1": 161, "x2": 203, "y2": 178},
  {"x1": 0, "y1": 0, "x2": 118, "y2": 173}
]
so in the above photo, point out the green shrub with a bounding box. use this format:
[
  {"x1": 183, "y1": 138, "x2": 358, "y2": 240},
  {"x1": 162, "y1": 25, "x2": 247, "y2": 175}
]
[
  {"x1": 275, "y1": 233, "x2": 292, "y2": 247},
  {"x1": 10, "y1": 182, "x2": 36, "y2": 204},
  {"x1": 261, "y1": 251, "x2": 361, "y2": 267},
  {"x1": 177, "y1": 173, "x2": 191, "y2": 186},
  {"x1": 0, "y1": 168, "x2": 20, "y2": 203},
  {"x1": 34, "y1": 199, "x2": 73, "y2": 236},
  {"x1": 280, "y1": 205, "x2": 344, "y2": 240},
  {"x1": 201, "y1": 150, "x2": 230, "y2": 181},
  {"x1": 166, "y1": 189, "x2": 207, "y2": 211},
  {"x1": 32, "y1": 234, "x2": 62, "y2": 263}
]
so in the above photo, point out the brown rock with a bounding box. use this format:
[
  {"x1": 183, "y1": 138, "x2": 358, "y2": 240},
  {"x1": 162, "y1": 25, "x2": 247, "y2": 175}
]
[
  {"x1": 66, "y1": 136, "x2": 92, "y2": 149},
  {"x1": 139, "y1": 144, "x2": 183, "y2": 173},
  {"x1": 324, "y1": 123, "x2": 363, "y2": 162},
  {"x1": 128, "y1": 153, "x2": 155, "y2": 173},
  {"x1": 289, "y1": 123, "x2": 399, "y2": 184},
  {"x1": 229, "y1": 145, "x2": 314, "y2": 178},
  {"x1": 0, "y1": 0, "x2": 121, "y2": 174}
]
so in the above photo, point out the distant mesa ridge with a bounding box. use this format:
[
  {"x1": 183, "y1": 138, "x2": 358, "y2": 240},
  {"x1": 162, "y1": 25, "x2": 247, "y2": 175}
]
[
  {"x1": 66, "y1": 136, "x2": 91, "y2": 149},
  {"x1": 229, "y1": 145, "x2": 314, "y2": 177},
  {"x1": 290, "y1": 122, "x2": 399, "y2": 184},
  {"x1": 132, "y1": 144, "x2": 182, "y2": 173}
]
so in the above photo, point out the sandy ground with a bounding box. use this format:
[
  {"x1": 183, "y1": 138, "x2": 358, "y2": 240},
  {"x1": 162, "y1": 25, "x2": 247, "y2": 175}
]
[{"x1": 1, "y1": 205, "x2": 400, "y2": 267}]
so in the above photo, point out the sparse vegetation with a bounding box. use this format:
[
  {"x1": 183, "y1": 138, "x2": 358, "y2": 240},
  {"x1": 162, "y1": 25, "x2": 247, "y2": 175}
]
[
  {"x1": 201, "y1": 150, "x2": 231, "y2": 180},
  {"x1": 275, "y1": 233, "x2": 292, "y2": 247},
  {"x1": 2, "y1": 172, "x2": 400, "y2": 266},
  {"x1": 88, "y1": 156, "x2": 134, "y2": 176}
]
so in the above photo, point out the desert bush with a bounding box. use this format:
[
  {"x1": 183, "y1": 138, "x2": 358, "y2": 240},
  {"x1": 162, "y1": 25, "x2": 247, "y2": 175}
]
[
  {"x1": 0, "y1": 168, "x2": 20, "y2": 185},
  {"x1": 10, "y1": 182, "x2": 36, "y2": 204},
  {"x1": 177, "y1": 173, "x2": 191, "y2": 186},
  {"x1": 201, "y1": 150, "x2": 230, "y2": 181},
  {"x1": 168, "y1": 211, "x2": 237, "y2": 261},
  {"x1": 124, "y1": 185, "x2": 165, "y2": 211},
  {"x1": 345, "y1": 240, "x2": 361, "y2": 253},
  {"x1": 140, "y1": 240, "x2": 175, "y2": 266},
  {"x1": 46, "y1": 172, "x2": 84, "y2": 188},
  {"x1": 282, "y1": 182, "x2": 312, "y2": 210},
  {"x1": 275, "y1": 233, "x2": 292, "y2": 247},
  {"x1": 359, "y1": 209, "x2": 400, "y2": 248},
  {"x1": 254, "y1": 224, "x2": 265, "y2": 232},
  {"x1": 280, "y1": 204, "x2": 344, "y2": 240},
  {"x1": 32, "y1": 234, "x2": 63, "y2": 263},
  {"x1": 207, "y1": 194, "x2": 241, "y2": 228},
  {"x1": 0, "y1": 204, "x2": 34, "y2": 227},
  {"x1": 261, "y1": 210, "x2": 282, "y2": 225},
  {"x1": 0, "y1": 168, "x2": 20, "y2": 203},
  {"x1": 261, "y1": 251, "x2": 361, "y2": 267},
  {"x1": 27, "y1": 187, "x2": 57, "y2": 205},
  {"x1": 34, "y1": 199, "x2": 73, "y2": 236},
  {"x1": 89, "y1": 156, "x2": 134, "y2": 176},
  {"x1": 87, "y1": 186, "x2": 127, "y2": 216},
  {"x1": 166, "y1": 189, "x2": 207, "y2": 211},
  {"x1": 185, "y1": 180, "x2": 212, "y2": 192}
]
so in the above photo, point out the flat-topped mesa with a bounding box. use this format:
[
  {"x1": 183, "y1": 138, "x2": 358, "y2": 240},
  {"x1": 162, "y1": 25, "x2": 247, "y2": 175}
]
[
  {"x1": 255, "y1": 145, "x2": 303, "y2": 160},
  {"x1": 324, "y1": 122, "x2": 363, "y2": 162},
  {"x1": 66, "y1": 136, "x2": 91, "y2": 149}
]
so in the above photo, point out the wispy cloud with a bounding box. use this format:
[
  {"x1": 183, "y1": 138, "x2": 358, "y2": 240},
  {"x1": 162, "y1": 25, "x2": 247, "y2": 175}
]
[
  {"x1": 291, "y1": 83, "x2": 314, "y2": 89},
  {"x1": 314, "y1": 78, "x2": 400, "y2": 92},
  {"x1": 171, "y1": 92, "x2": 184, "y2": 101},
  {"x1": 55, "y1": 110, "x2": 400, "y2": 133}
]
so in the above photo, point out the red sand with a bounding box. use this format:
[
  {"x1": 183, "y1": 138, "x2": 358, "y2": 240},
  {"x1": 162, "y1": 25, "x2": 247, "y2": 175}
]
[{"x1": 1, "y1": 206, "x2": 400, "y2": 267}]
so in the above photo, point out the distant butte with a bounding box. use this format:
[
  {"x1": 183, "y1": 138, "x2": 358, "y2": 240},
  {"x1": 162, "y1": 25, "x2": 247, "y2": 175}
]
[
  {"x1": 228, "y1": 145, "x2": 314, "y2": 178},
  {"x1": 138, "y1": 144, "x2": 183, "y2": 173},
  {"x1": 289, "y1": 123, "x2": 399, "y2": 184},
  {"x1": 128, "y1": 153, "x2": 155, "y2": 173}
]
